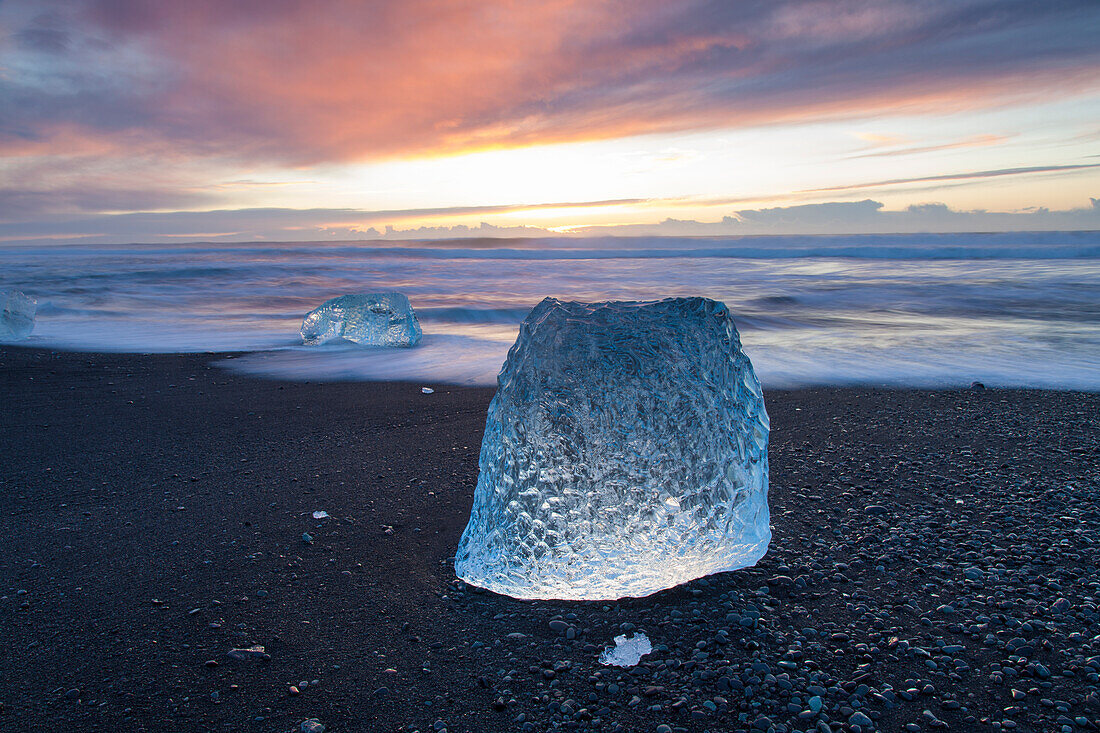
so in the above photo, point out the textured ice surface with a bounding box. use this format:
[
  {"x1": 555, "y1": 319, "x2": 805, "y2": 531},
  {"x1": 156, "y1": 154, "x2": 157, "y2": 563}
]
[
  {"x1": 0, "y1": 290, "x2": 36, "y2": 340},
  {"x1": 599, "y1": 633, "x2": 653, "y2": 667},
  {"x1": 455, "y1": 297, "x2": 770, "y2": 601},
  {"x1": 300, "y1": 293, "x2": 421, "y2": 347}
]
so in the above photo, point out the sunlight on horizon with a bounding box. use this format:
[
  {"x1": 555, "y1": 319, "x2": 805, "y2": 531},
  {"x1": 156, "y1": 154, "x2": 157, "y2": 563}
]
[{"x1": 194, "y1": 94, "x2": 1100, "y2": 234}]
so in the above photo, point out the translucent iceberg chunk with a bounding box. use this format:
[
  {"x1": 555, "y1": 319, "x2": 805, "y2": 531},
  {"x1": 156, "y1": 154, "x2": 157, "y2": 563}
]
[
  {"x1": 300, "y1": 293, "x2": 422, "y2": 347},
  {"x1": 599, "y1": 633, "x2": 653, "y2": 667},
  {"x1": 455, "y1": 297, "x2": 770, "y2": 601},
  {"x1": 0, "y1": 290, "x2": 36, "y2": 340}
]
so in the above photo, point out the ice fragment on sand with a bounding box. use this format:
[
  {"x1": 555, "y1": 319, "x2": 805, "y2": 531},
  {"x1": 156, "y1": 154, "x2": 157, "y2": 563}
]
[
  {"x1": 421, "y1": 386, "x2": 434, "y2": 394},
  {"x1": 312, "y1": 511, "x2": 330, "y2": 519},
  {"x1": 599, "y1": 633, "x2": 652, "y2": 667},
  {"x1": 300, "y1": 292, "x2": 422, "y2": 347},
  {"x1": 227, "y1": 646, "x2": 270, "y2": 661},
  {"x1": 0, "y1": 290, "x2": 36, "y2": 340},
  {"x1": 455, "y1": 297, "x2": 771, "y2": 601}
]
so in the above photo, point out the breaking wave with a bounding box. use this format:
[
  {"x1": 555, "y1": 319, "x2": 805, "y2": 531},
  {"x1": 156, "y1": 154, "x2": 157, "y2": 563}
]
[{"x1": 3, "y1": 232, "x2": 1099, "y2": 389}]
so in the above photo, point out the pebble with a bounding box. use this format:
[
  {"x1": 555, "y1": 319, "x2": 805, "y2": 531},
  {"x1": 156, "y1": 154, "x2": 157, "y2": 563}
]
[
  {"x1": 20, "y1": 386, "x2": 1099, "y2": 733},
  {"x1": 849, "y1": 711, "x2": 873, "y2": 727}
]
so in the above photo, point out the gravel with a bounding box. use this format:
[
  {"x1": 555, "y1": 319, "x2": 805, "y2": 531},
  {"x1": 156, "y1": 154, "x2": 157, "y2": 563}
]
[{"x1": 2, "y1": 347, "x2": 1097, "y2": 733}]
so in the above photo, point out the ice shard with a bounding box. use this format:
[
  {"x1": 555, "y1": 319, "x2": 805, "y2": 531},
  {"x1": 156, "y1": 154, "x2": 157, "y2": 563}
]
[
  {"x1": 455, "y1": 297, "x2": 770, "y2": 601},
  {"x1": 0, "y1": 289, "x2": 36, "y2": 340},
  {"x1": 300, "y1": 293, "x2": 422, "y2": 347},
  {"x1": 599, "y1": 633, "x2": 653, "y2": 667}
]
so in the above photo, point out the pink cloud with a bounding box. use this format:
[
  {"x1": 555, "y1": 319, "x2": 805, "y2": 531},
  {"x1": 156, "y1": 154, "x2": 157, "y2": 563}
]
[{"x1": 2, "y1": 0, "x2": 1098, "y2": 166}]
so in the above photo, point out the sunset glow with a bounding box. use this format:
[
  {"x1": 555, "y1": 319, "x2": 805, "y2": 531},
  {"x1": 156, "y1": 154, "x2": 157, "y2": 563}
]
[{"x1": 2, "y1": 0, "x2": 1098, "y2": 243}]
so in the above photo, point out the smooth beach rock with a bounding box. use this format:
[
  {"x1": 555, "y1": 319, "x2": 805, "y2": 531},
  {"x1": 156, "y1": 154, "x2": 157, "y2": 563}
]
[
  {"x1": 0, "y1": 289, "x2": 36, "y2": 340},
  {"x1": 454, "y1": 297, "x2": 771, "y2": 600},
  {"x1": 300, "y1": 292, "x2": 422, "y2": 347}
]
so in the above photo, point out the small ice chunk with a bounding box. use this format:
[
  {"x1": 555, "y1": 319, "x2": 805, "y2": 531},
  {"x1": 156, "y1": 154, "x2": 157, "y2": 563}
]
[
  {"x1": 312, "y1": 510, "x2": 330, "y2": 519},
  {"x1": 0, "y1": 290, "x2": 36, "y2": 340},
  {"x1": 421, "y1": 387, "x2": 434, "y2": 394},
  {"x1": 227, "y1": 645, "x2": 270, "y2": 661},
  {"x1": 300, "y1": 292, "x2": 422, "y2": 347},
  {"x1": 599, "y1": 633, "x2": 652, "y2": 667}
]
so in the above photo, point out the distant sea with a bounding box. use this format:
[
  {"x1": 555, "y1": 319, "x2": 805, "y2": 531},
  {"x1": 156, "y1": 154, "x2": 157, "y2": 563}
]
[{"x1": 3, "y1": 232, "x2": 1099, "y2": 389}]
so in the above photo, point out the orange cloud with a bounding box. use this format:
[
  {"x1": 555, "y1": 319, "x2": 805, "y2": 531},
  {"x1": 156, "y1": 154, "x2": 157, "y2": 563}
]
[
  {"x1": 849, "y1": 133, "x2": 1012, "y2": 158},
  {"x1": 801, "y1": 162, "x2": 1100, "y2": 194},
  {"x1": 2, "y1": 0, "x2": 1097, "y2": 168}
]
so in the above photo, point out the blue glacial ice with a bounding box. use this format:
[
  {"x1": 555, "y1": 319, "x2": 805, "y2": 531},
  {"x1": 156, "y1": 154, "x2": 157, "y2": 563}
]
[
  {"x1": 1, "y1": 290, "x2": 36, "y2": 340},
  {"x1": 599, "y1": 633, "x2": 653, "y2": 667},
  {"x1": 454, "y1": 296, "x2": 771, "y2": 601},
  {"x1": 300, "y1": 292, "x2": 422, "y2": 347}
]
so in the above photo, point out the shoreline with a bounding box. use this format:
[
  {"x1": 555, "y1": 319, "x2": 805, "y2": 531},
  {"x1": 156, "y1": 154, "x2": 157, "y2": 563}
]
[{"x1": 2, "y1": 345, "x2": 1098, "y2": 733}]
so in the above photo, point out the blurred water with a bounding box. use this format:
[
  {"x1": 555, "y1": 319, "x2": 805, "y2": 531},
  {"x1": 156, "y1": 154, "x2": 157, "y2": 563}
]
[{"x1": 2, "y1": 232, "x2": 1099, "y2": 389}]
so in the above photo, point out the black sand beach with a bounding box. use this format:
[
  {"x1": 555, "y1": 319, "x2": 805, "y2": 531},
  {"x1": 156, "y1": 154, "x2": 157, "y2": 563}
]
[{"x1": 1, "y1": 345, "x2": 1098, "y2": 733}]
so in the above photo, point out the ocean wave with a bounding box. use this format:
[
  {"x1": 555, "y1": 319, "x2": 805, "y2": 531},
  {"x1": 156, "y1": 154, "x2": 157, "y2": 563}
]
[
  {"x1": 417, "y1": 306, "x2": 534, "y2": 324},
  {"x1": 5, "y1": 231, "x2": 1098, "y2": 261},
  {"x1": 3, "y1": 233, "x2": 1098, "y2": 389},
  {"x1": 261, "y1": 243, "x2": 1100, "y2": 261},
  {"x1": 418, "y1": 305, "x2": 869, "y2": 330},
  {"x1": 220, "y1": 334, "x2": 509, "y2": 385},
  {"x1": 215, "y1": 330, "x2": 1100, "y2": 391}
]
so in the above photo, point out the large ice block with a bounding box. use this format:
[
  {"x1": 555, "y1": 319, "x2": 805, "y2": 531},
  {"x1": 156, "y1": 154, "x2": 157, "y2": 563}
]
[
  {"x1": 0, "y1": 290, "x2": 36, "y2": 340},
  {"x1": 300, "y1": 293, "x2": 422, "y2": 347},
  {"x1": 455, "y1": 297, "x2": 770, "y2": 601}
]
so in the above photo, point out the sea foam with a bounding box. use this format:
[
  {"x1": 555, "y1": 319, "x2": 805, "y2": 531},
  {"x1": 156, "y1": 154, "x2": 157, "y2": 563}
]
[{"x1": 2, "y1": 233, "x2": 1098, "y2": 390}]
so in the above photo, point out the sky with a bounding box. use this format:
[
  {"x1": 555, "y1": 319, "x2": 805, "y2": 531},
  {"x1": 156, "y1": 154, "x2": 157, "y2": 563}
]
[{"x1": 1, "y1": 0, "x2": 1099, "y2": 244}]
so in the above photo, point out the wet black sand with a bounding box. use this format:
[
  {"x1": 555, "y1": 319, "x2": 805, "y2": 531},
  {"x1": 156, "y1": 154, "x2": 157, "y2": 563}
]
[{"x1": 1, "y1": 345, "x2": 1098, "y2": 733}]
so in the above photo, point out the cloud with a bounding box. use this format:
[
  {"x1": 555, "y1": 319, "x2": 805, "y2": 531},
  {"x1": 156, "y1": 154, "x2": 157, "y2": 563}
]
[
  {"x1": 15, "y1": 27, "x2": 71, "y2": 54},
  {"x1": 570, "y1": 198, "x2": 1100, "y2": 236},
  {"x1": 734, "y1": 199, "x2": 884, "y2": 224},
  {"x1": 802, "y1": 163, "x2": 1100, "y2": 193},
  {"x1": 2, "y1": 197, "x2": 1099, "y2": 245},
  {"x1": 0, "y1": 188, "x2": 215, "y2": 219},
  {"x1": 849, "y1": 133, "x2": 1011, "y2": 158},
  {"x1": 0, "y1": 198, "x2": 647, "y2": 241},
  {"x1": 2, "y1": 0, "x2": 1098, "y2": 165}
]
